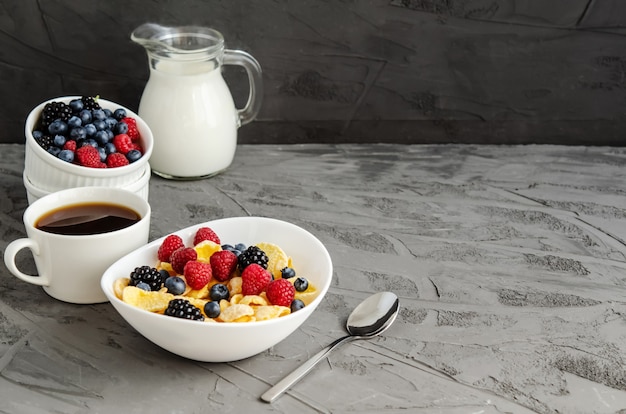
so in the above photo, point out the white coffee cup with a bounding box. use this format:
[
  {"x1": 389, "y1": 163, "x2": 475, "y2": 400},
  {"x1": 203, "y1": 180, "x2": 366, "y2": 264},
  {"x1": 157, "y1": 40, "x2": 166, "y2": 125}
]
[{"x1": 4, "y1": 186, "x2": 151, "y2": 304}]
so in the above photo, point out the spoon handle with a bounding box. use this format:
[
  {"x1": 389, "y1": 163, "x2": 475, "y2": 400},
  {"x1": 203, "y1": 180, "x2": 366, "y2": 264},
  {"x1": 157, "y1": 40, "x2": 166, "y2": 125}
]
[{"x1": 261, "y1": 334, "x2": 355, "y2": 403}]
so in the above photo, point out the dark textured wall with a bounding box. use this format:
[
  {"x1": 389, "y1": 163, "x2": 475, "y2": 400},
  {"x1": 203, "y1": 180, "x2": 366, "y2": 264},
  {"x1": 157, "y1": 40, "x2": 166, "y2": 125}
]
[{"x1": 2, "y1": 0, "x2": 625, "y2": 145}]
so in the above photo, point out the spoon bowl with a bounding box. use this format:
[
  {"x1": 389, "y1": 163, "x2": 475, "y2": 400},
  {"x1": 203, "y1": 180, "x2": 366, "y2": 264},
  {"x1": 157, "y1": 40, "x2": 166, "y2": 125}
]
[
  {"x1": 261, "y1": 291, "x2": 400, "y2": 403},
  {"x1": 347, "y1": 291, "x2": 399, "y2": 337}
]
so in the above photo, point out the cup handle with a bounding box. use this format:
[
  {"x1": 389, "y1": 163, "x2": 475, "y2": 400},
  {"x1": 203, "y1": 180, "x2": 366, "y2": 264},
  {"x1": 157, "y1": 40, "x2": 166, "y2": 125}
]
[
  {"x1": 3, "y1": 238, "x2": 49, "y2": 286},
  {"x1": 223, "y1": 49, "x2": 263, "y2": 127}
]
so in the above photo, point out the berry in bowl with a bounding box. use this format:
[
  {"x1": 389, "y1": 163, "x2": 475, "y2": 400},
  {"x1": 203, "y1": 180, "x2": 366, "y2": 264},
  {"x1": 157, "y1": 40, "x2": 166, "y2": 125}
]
[
  {"x1": 101, "y1": 216, "x2": 333, "y2": 362},
  {"x1": 24, "y1": 96, "x2": 153, "y2": 195}
]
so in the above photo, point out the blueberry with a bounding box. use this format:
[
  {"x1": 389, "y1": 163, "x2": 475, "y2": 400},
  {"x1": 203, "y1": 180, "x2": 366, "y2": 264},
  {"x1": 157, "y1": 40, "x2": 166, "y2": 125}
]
[
  {"x1": 113, "y1": 108, "x2": 127, "y2": 120},
  {"x1": 67, "y1": 115, "x2": 82, "y2": 129},
  {"x1": 294, "y1": 277, "x2": 309, "y2": 292},
  {"x1": 106, "y1": 129, "x2": 114, "y2": 140},
  {"x1": 235, "y1": 243, "x2": 247, "y2": 252},
  {"x1": 280, "y1": 267, "x2": 296, "y2": 279},
  {"x1": 290, "y1": 299, "x2": 305, "y2": 312},
  {"x1": 53, "y1": 134, "x2": 66, "y2": 147},
  {"x1": 32, "y1": 130, "x2": 44, "y2": 140},
  {"x1": 69, "y1": 126, "x2": 87, "y2": 140},
  {"x1": 136, "y1": 282, "x2": 151, "y2": 291},
  {"x1": 126, "y1": 149, "x2": 142, "y2": 163},
  {"x1": 104, "y1": 142, "x2": 116, "y2": 154},
  {"x1": 69, "y1": 99, "x2": 83, "y2": 112},
  {"x1": 204, "y1": 301, "x2": 221, "y2": 318},
  {"x1": 221, "y1": 244, "x2": 242, "y2": 257},
  {"x1": 113, "y1": 121, "x2": 128, "y2": 135},
  {"x1": 105, "y1": 117, "x2": 117, "y2": 130},
  {"x1": 103, "y1": 108, "x2": 113, "y2": 117},
  {"x1": 91, "y1": 109, "x2": 106, "y2": 121},
  {"x1": 209, "y1": 283, "x2": 229, "y2": 302},
  {"x1": 164, "y1": 276, "x2": 186, "y2": 295},
  {"x1": 94, "y1": 130, "x2": 110, "y2": 145},
  {"x1": 79, "y1": 138, "x2": 98, "y2": 148},
  {"x1": 98, "y1": 146, "x2": 107, "y2": 162},
  {"x1": 48, "y1": 120, "x2": 68, "y2": 135},
  {"x1": 47, "y1": 146, "x2": 61, "y2": 157},
  {"x1": 93, "y1": 119, "x2": 106, "y2": 131},
  {"x1": 78, "y1": 109, "x2": 92, "y2": 124},
  {"x1": 159, "y1": 269, "x2": 170, "y2": 279},
  {"x1": 84, "y1": 123, "x2": 97, "y2": 137},
  {"x1": 58, "y1": 149, "x2": 74, "y2": 163}
]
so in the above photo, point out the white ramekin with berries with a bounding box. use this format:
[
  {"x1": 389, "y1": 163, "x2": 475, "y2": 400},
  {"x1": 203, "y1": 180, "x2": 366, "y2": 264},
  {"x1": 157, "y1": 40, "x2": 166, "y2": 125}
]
[{"x1": 24, "y1": 96, "x2": 153, "y2": 200}]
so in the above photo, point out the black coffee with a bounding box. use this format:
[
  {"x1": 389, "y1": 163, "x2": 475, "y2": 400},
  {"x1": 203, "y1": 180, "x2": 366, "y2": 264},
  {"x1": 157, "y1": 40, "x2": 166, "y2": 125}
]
[{"x1": 36, "y1": 202, "x2": 141, "y2": 235}]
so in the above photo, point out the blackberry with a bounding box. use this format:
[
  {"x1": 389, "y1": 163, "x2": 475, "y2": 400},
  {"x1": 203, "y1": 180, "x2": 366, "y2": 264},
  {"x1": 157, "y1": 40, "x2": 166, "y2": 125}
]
[
  {"x1": 165, "y1": 299, "x2": 204, "y2": 321},
  {"x1": 41, "y1": 101, "x2": 72, "y2": 128},
  {"x1": 237, "y1": 245, "x2": 269, "y2": 271},
  {"x1": 35, "y1": 134, "x2": 54, "y2": 151},
  {"x1": 81, "y1": 96, "x2": 101, "y2": 111},
  {"x1": 129, "y1": 265, "x2": 165, "y2": 291}
]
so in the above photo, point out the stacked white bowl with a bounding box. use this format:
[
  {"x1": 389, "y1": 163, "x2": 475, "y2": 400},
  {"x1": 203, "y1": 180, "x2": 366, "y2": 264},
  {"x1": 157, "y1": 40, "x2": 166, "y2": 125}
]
[{"x1": 23, "y1": 96, "x2": 153, "y2": 204}]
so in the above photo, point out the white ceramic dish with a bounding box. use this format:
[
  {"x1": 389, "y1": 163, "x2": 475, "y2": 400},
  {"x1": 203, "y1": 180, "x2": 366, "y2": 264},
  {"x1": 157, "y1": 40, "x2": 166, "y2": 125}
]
[
  {"x1": 23, "y1": 163, "x2": 151, "y2": 205},
  {"x1": 24, "y1": 96, "x2": 153, "y2": 192},
  {"x1": 101, "y1": 216, "x2": 333, "y2": 362}
]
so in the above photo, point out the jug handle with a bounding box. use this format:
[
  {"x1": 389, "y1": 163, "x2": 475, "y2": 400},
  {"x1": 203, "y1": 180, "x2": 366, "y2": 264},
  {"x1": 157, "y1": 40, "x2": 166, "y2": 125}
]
[{"x1": 223, "y1": 49, "x2": 263, "y2": 127}]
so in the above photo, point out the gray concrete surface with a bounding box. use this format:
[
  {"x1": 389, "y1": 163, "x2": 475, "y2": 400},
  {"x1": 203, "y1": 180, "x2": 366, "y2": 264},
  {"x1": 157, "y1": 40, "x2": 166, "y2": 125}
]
[{"x1": 1, "y1": 143, "x2": 626, "y2": 413}]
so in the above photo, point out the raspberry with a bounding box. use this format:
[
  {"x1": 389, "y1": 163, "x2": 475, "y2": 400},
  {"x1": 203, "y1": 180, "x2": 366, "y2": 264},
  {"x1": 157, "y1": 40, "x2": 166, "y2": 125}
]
[
  {"x1": 122, "y1": 117, "x2": 140, "y2": 140},
  {"x1": 238, "y1": 245, "x2": 269, "y2": 271},
  {"x1": 193, "y1": 227, "x2": 220, "y2": 246},
  {"x1": 209, "y1": 250, "x2": 238, "y2": 282},
  {"x1": 183, "y1": 260, "x2": 212, "y2": 290},
  {"x1": 169, "y1": 247, "x2": 198, "y2": 275},
  {"x1": 266, "y1": 278, "x2": 295, "y2": 307},
  {"x1": 157, "y1": 234, "x2": 185, "y2": 262},
  {"x1": 75, "y1": 145, "x2": 105, "y2": 168},
  {"x1": 112, "y1": 133, "x2": 133, "y2": 154},
  {"x1": 241, "y1": 263, "x2": 272, "y2": 296},
  {"x1": 63, "y1": 140, "x2": 77, "y2": 152},
  {"x1": 106, "y1": 152, "x2": 129, "y2": 168},
  {"x1": 165, "y1": 298, "x2": 204, "y2": 321},
  {"x1": 129, "y1": 265, "x2": 165, "y2": 291}
]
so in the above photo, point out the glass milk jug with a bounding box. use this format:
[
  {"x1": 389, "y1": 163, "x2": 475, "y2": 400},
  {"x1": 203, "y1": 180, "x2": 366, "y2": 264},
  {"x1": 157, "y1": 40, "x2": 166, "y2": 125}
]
[{"x1": 131, "y1": 23, "x2": 262, "y2": 179}]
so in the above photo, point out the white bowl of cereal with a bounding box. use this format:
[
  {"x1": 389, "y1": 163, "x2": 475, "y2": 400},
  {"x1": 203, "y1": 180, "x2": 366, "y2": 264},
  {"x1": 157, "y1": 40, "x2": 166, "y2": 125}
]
[{"x1": 101, "y1": 216, "x2": 333, "y2": 362}]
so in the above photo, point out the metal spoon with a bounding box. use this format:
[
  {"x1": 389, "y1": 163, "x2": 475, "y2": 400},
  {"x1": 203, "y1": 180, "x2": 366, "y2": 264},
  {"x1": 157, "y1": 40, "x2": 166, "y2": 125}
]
[{"x1": 261, "y1": 291, "x2": 400, "y2": 403}]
